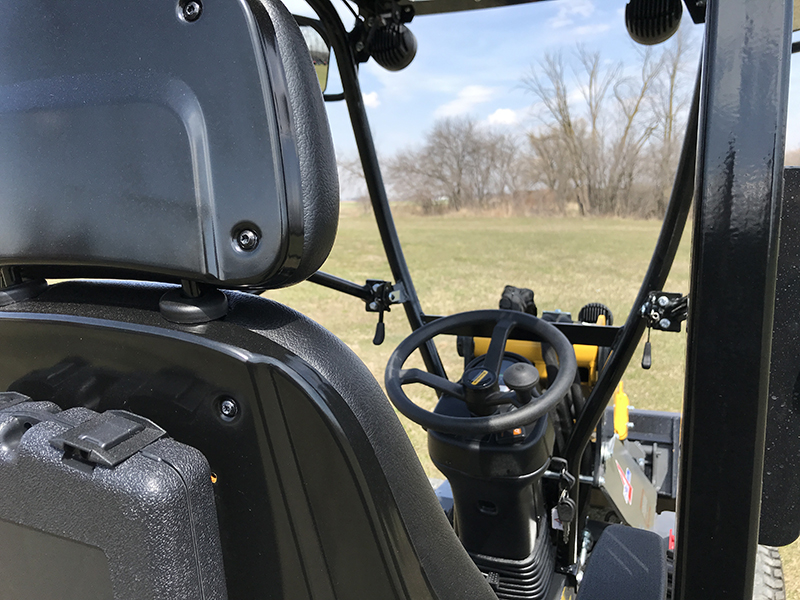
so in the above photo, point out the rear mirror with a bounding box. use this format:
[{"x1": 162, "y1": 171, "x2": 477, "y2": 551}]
[{"x1": 295, "y1": 17, "x2": 330, "y2": 93}]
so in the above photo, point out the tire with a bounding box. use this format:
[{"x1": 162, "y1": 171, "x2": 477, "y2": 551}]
[
  {"x1": 753, "y1": 545, "x2": 786, "y2": 600},
  {"x1": 667, "y1": 545, "x2": 785, "y2": 599}
]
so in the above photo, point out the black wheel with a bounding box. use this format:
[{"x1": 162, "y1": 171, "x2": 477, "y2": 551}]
[
  {"x1": 666, "y1": 545, "x2": 785, "y2": 599},
  {"x1": 385, "y1": 309, "x2": 577, "y2": 436},
  {"x1": 753, "y1": 545, "x2": 785, "y2": 600}
]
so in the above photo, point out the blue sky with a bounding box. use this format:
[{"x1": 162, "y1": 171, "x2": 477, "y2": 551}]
[{"x1": 287, "y1": 0, "x2": 800, "y2": 162}]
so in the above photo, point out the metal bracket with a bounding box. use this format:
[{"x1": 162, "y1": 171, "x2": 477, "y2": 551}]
[
  {"x1": 640, "y1": 291, "x2": 688, "y2": 332},
  {"x1": 365, "y1": 280, "x2": 407, "y2": 346},
  {"x1": 365, "y1": 279, "x2": 407, "y2": 313}
]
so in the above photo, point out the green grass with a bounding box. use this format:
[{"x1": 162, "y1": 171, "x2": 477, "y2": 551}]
[{"x1": 267, "y1": 203, "x2": 800, "y2": 598}]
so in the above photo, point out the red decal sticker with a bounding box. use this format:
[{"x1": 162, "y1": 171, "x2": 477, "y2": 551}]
[{"x1": 616, "y1": 460, "x2": 633, "y2": 505}]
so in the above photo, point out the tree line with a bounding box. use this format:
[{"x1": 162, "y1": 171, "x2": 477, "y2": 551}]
[{"x1": 343, "y1": 30, "x2": 695, "y2": 218}]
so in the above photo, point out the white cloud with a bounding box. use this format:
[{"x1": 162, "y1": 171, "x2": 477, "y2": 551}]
[
  {"x1": 568, "y1": 85, "x2": 588, "y2": 104},
  {"x1": 487, "y1": 108, "x2": 520, "y2": 126},
  {"x1": 362, "y1": 61, "x2": 464, "y2": 101},
  {"x1": 434, "y1": 85, "x2": 495, "y2": 118},
  {"x1": 362, "y1": 91, "x2": 380, "y2": 108},
  {"x1": 574, "y1": 23, "x2": 611, "y2": 37},
  {"x1": 549, "y1": 0, "x2": 595, "y2": 29}
]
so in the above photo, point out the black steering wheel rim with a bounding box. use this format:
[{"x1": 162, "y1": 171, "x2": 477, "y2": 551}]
[{"x1": 385, "y1": 309, "x2": 578, "y2": 436}]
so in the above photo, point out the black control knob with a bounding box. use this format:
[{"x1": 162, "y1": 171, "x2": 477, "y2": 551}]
[{"x1": 502, "y1": 362, "x2": 540, "y2": 404}]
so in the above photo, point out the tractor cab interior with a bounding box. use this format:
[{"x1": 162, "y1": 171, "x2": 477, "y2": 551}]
[{"x1": 0, "y1": 0, "x2": 794, "y2": 599}]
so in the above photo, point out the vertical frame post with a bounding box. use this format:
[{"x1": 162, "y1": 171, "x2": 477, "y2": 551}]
[
  {"x1": 674, "y1": 0, "x2": 791, "y2": 597},
  {"x1": 304, "y1": 0, "x2": 446, "y2": 377}
]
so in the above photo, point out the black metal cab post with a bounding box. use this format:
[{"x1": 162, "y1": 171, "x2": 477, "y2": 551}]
[
  {"x1": 675, "y1": 0, "x2": 792, "y2": 597},
  {"x1": 305, "y1": 0, "x2": 447, "y2": 378}
]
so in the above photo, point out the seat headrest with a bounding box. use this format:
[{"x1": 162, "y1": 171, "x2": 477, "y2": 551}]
[{"x1": 0, "y1": 0, "x2": 338, "y2": 288}]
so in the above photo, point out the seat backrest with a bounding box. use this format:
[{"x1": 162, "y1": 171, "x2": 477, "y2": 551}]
[{"x1": 0, "y1": 0, "x2": 337, "y2": 288}]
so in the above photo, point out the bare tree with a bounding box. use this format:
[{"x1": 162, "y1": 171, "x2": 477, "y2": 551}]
[
  {"x1": 523, "y1": 53, "x2": 596, "y2": 213},
  {"x1": 380, "y1": 38, "x2": 696, "y2": 218},
  {"x1": 489, "y1": 132, "x2": 530, "y2": 211},
  {"x1": 522, "y1": 46, "x2": 665, "y2": 216},
  {"x1": 337, "y1": 153, "x2": 371, "y2": 213},
  {"x1": 526, "y1": 130, "x2": 573, "y2": 212},
  {"x1": 387, "y1": 117, "x2": 476, "y2": 211},
  {"x1": 387, "y1": 116, "x2": 525, "y2": 212},
  {"x1": 647, "y1": 27, "x2": 693, "y2": 217},
  {"x1": 607, "y1": 47, "x2": 662, "y2": 215}
]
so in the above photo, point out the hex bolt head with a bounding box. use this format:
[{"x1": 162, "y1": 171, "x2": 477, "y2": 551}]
[
  {"x1": 220, "y1": 398, "x2": 239, "y2": 420},
  {"x1": 658, "y1": 295, "x2": 669, "y2": 307},
  {"x1": 182, "y1": 0, "x2": 202, "y2": 21},
  {"x1": 236, "y1": 229, "x2": 259, "y2": 251},
  {"x1": 659, "y1": 318, "x2": 671, "y2": 329}
]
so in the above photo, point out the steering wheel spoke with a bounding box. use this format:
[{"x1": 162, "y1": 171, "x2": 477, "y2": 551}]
[
  {"x1": 399, "y1": 368, "x2": 465, "y2": 400},
  {"x1": 485, "y1": 389, "x2": 519, "y2": 407},
  {"x1": 483, "y1": 317, "x2": 516, "y2": 375}
]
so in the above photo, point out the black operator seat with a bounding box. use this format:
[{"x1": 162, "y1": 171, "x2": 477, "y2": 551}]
[{"x1": 0, "y1": 1, "x2": 497, "y2": 600}]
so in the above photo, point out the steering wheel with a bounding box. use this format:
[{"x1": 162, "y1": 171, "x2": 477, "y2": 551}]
[{"x1": 385, "y1": 310, "x2": 577, "y2": 436}]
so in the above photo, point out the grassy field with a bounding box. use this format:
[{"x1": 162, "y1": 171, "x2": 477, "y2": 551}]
[{"x1": 268, "y1": 202, "x2": 800, "y2": 597}]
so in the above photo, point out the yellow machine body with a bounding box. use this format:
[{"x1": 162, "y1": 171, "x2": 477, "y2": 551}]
[
  {"x1": 471, "y1": 315, "x2": 608, "y2": 390},
  {"x1": 472, "y1": 338, "x2": 600, "y2": 387}
]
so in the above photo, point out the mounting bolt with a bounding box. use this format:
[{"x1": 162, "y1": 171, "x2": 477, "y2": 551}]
[
  {"x1": 219, "y1": 398, "x2": 239, "y2": 420},
  {"x1": 659, "y1": 318, "x2": 671, "y2": 329},
  {"x1": 601, "y1": 437, "x2": 615, "y2": 461},
  {"x1": 236, "y1": 229, "x2": 259, "y2": 251},
  {"x1": 368, "y1": 301, "x2": 378, "y2": 311},
  {"x1": 355, "y1": 41, "x2": 365, "y2": 52},
  {"x1": 658, "y1": 295, "x2": 669, "y2": 307},
  {"x1": 181, "y1": 0, "x2": 202, "y2": 21}
]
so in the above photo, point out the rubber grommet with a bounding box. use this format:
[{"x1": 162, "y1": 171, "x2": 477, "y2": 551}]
[{"x1": 159, "y1": 287, "x2": 228, "y2": 324}]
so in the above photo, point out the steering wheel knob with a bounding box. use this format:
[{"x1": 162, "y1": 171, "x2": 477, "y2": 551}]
[
  {"x1": 502, "y1": 362, "x2": 540, "y2": 404},
  {"x1": 503, "y1": 362, "x2": 539, "y2": 392}
]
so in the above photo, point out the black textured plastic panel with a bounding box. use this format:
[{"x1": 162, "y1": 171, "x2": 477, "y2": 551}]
[
  {"x1": 0, "y1": 401, "x2": 227, "y2": 599},
  {"x1": 0, "y1": 0, "x2": 302, "y2": 286},
  {"x1": 577, "y1": 525, "x2": 666, "y2": 600},
  {"x1": 761, "y1": 167, "x2": 800, "y2": 546},
  {"x1": 0, "y1": 518, "x2": 115, "y2": 600},
  {"x1": 470, "y1": 522, "x2": 556, "y2": 600}
]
